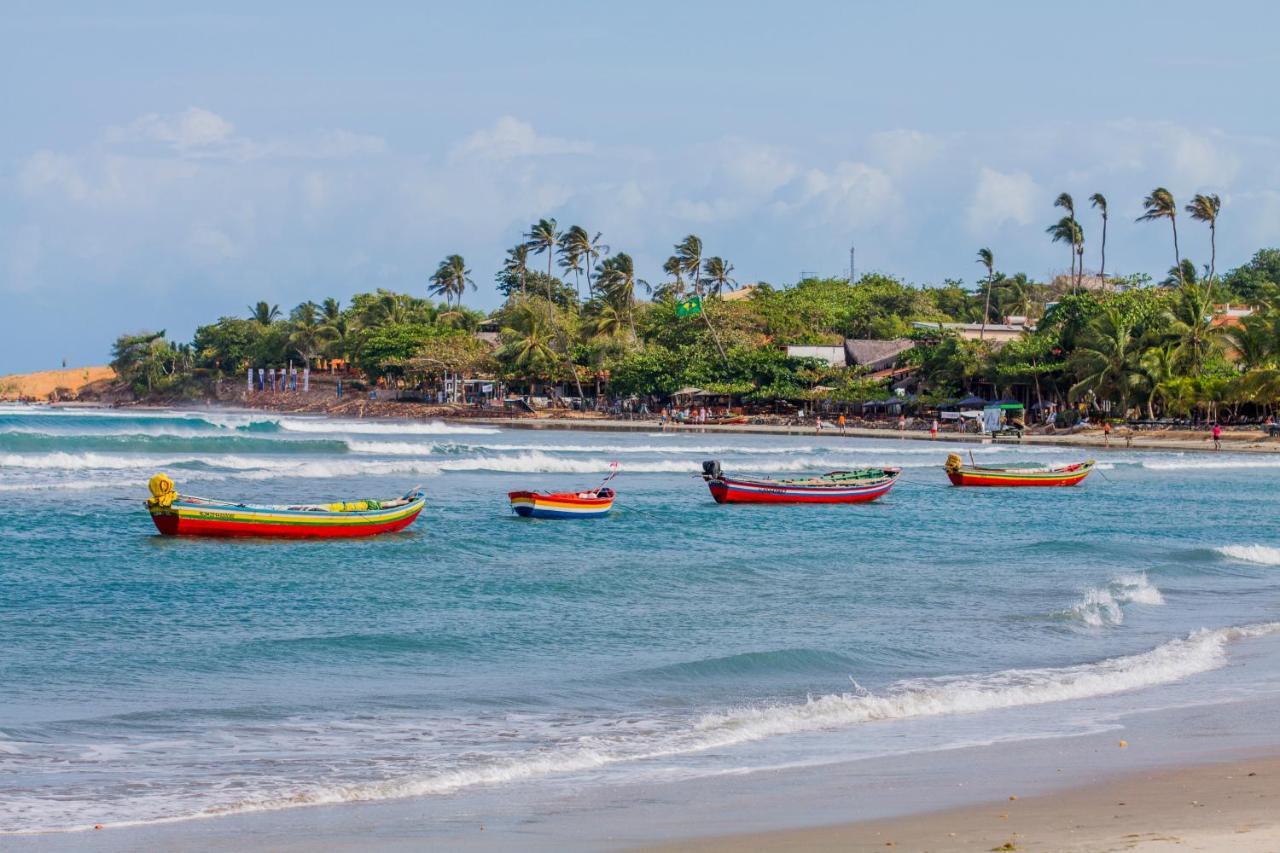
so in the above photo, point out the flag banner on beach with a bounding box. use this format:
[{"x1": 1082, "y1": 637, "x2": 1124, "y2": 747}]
[{"x1": 676, "y1": 295, "x2": 703, "y2": 318}]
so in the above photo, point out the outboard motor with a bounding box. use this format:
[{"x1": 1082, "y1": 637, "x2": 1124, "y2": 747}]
[{"x1": 701, "y1": 460, "x2": 722, "y2": 481}]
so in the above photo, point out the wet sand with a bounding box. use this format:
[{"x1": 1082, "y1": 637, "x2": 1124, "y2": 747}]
[{"x1": 642, "y1": 757, "x2": 1280, "y2": 852}]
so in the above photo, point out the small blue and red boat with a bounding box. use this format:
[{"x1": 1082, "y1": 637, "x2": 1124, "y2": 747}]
[
  {"x1": 701, "y1": 460, "x2": 900, "y2": 504},
  {"x1": 508, "y1": 464, "x2": 619, "y2": 519},
  {"x1": 507, "y1": 487, "x2": 617, "y2": 519}
]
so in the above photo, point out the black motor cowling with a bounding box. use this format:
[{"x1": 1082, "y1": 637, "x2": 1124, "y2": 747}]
[{"x1": 701, "y1": 460, "x2": 722, "y2": 480}]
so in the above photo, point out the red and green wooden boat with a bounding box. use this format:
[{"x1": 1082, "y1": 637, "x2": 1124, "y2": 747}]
[
  {"x1": 701, "y1": 460, "x2": 900, "y2": 504},
  {"x1": 943, "y1": 454, "x2": 1094, "y2": 487},
  {"x1": 145, "y1": 473, "x2": 425, "y2": 538}
]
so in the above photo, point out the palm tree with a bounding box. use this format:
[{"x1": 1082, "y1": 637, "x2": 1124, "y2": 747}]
[
  {"x1": 502, "y1": 243, "x2": 531, "y2": 295},
  {"x1": 1054, "y1": 193, "x2": 1079, "y2": 289},
  {"x1": 662, "y1": 256, "x2": 686, "y2": 297},
  {"x1": 557, "y1": 226, "x2": 586, "y2": 297},
  {"x1": 288, "y1": 301, "x2": 338, "y2": 368},
  {"x1": 1089, "y1": 193, "x2": 1109, "y2": 286},
  {"x1": 1186, "y1": 193, "x2": 1222, "y2": 281},
  {"x1": 320, "y1": 297, "x2": 342, "y2": 325},
  {"x1": 595, "y1": 252, "x2": 648, "y2": 339},
  {"x1": 497, "y1": 299, "x2": 559, "y2": 394},
  {"x1": 428, "y1": 254, "x2": 475, "y2": 309},
  {"x1": 701, "y1": 257, "x2": 737, "y2": 296},
  {"x1": 1070, "y1": 305, "x2": 1143, "y2": 416},
  {"x1": 558, "y1": 226, "x2": 608, "y2": 299},
  {"x1": 1164, "y1": 281, "x2": 1223, "y2": 373},
  {"x1": 675, "y1": 235, "x2": 704, "y2": 294},
  {"x1": 1139, "y1": 343, "x2": 1180, "y2": 418},
  {"x1": 1046, "y1": 217, "x2": 1083, "y2": 293},
  {"x1": 248, "y1": 301, "x2": 281, "y2": 326},
  {"x1": 525, "y1": 218, "x2": 561, "y2": 304},
  {"x1": 1222, "y1": 313, "x2": 1274, "y2": 371},
  {"x1": 976, "y1": 247, "x2": 995, "y2": 340},
  {"x1": 1138, "y1": 187, "x2": 1183, "y2": 286}
]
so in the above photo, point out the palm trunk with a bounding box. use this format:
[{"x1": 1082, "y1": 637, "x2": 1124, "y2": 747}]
[
  {"x1": 1171, "y1": 218, "x2": 1183, "y2": 286},
  {"x1": 1069, "y1": 214, "x2": 1078, "y2": 292},
  {"x1": 1099, "y1": 215, "x2": 1107, "y2": 286},
  {"x1": 1209, "y1": 222, "x2": 1216, "y2": 281},
  {"x1": 980, "y1": 275, "x2": 992, "y2": 340}
]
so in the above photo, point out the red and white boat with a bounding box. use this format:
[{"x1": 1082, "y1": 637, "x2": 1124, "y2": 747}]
[{"x1": 700, "y1": 460, "x2": 900, "y2": 504}]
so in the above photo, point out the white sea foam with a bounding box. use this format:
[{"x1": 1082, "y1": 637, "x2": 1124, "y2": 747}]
[
  {"x1": 275, "y1": 417, "x2": 498, "y2": 435},
  {"x1": 1215, "y1": 544, "x2": 1280, "y2": 566},
  {"x1": 1067, "y1": 573, "x2": 1165, "y2": 627},
  {"x1": 32, "y1": 621, "x2": 1268, "y2": 832}
]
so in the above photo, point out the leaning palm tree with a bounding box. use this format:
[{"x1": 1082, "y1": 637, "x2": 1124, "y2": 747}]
[
  {"x1": 1185, "y1": 193, "x2": 1222, "y2": 281},
  {"x1": 701, "y1": 256, "x2": 737, "y2": 296},
  {"x1": 558, "y1": 225, "x2": 608, "y2": 299},
  {"x1": 595, "y1": 252, "x2": 648, "y2": 340},
  {"x1": 428, "y1": 254, "x2": 475, "y2": 309},
  {"x1": 1046, "y1": 217, "x2": 1084, "y2": 293},
  {"x1": 1054, "y1": 193, "x2": 1079, "y2": 288},
  {"x1": 248, "y1": 301, "x2": 281, "y2": 326},
  {"x1": 675, "y1": 235, "x2": 704, "y2": 294},
  {"x1": 524, "y1": 218, "x2": 561, "y2": 305},
  {"x1": 976, "y1": 248, "x2": 995, "y2": 340},
  {"x1": 1089, "y1": 193, "x2": 1109, "y2": 286},
  {"x1": 502, "y1": 243, "x2": 531, "y2": 295},
  {"x1": 662, "y1": 256, "x2": 686, "y2": 297},
  {"x1": 557, "y1": 226, "x2": 586, "y2": 298},
  {"x1": 1138, "y1": 187, "x2": 1182, "y2": 286}
]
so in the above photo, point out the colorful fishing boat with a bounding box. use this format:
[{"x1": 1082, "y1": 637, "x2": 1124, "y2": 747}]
[
  {"x1": 507, "y1": 487, "x2": 617, "y2": 519},
  {"x1": 700, "y1": 460, "x2": 900, "y2": 504},
  {"x1": 943, "y1": 453, "x2": 1094, "y2": 487},
  {"x1": 145, "y1": 473, "x2": 425, "y2": 538},
  {"x1": 508, "y1": 463, "x2": 618, "y2": 519}
]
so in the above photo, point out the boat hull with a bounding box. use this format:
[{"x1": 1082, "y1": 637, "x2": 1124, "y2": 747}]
[
  {"x1": 946, "y1": 464, "x2": 1093, "y2": 487},
  {"x1": 508, "y1": 490, "x2": 615, "y2": 519},
  {"x1": 149, "y1": 498, "x2": 425, "y2": 538},
  {"x1": 706, "y1": 475, "x2": 897, "y2": 504}
]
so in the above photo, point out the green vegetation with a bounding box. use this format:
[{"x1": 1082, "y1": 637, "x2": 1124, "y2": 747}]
[{"x1": 109, "y1": 192, "x2": 1280, "y2": 419}]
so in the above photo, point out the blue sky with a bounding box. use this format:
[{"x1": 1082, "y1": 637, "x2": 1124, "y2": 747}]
[{"x1": 4, "y1": 1, "x2": 1280, "y2": 371}]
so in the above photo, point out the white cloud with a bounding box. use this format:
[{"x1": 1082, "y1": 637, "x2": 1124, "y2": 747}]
[
  {"x1": 776, "y1": 162, "x2": 898, "y2": 227},
  {"x1": 108, "y1": 106, "x2": 234, "y2": 150},
  {"x1": 867, "y1": 129, "x2": 944, "y2": 176},
  {"x1": 450, "y1": 116, "x2": 593, "y2": 161},
  {"x1": 967, "y1": 167, "x2": 1040, "y2": 233}
]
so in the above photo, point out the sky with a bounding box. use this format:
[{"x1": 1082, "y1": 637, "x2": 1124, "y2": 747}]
[{"x1": 3, "y1": 0, "x2": 1280, "y2": 371}]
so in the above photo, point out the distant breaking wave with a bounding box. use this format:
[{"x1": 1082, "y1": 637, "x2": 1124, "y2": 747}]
[{"x1": 1216, "y1": 544, "x2": 1280, "y2": 566}]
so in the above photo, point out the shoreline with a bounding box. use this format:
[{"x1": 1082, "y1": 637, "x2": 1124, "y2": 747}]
[
  {"x1": 641, "y1": 755, "x2": 1280, "y2": 852},
  {"x1": 32, "y1": 396, "x2": 1280, "y2": 456}
]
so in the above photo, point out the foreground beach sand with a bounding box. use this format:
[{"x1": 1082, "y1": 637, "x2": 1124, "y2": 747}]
[{"x1": 642, "y1": 757, "x2": 1280, "y2": 852}]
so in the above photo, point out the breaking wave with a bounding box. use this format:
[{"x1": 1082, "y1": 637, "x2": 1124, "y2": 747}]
[
  {"x1": 1065, "y1": 573, "x2": 1165, "y2": 627},
  {"x1": 26, "y1": 622, "x2": 1272, "y2": 833},
  {"x1": 1215, "y1": 544, "x2": 1280, "y2": 566}
]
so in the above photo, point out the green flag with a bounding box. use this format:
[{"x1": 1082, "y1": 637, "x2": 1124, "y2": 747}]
[{"x1": 676, "y1": 295, "x2": 703, "y2": 318}]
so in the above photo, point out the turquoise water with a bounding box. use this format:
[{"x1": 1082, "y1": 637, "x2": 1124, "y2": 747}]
[{"x1": 3, "y1": 405, "x2": 1280, "y2": 833}]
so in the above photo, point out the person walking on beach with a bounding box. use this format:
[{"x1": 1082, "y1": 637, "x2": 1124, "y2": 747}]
[
  {"x1": 815, "y1": 415, "x2": 824, "y2": 434},
  {"x1": 1212, "y1": 422, "x2": 1222, "y2": 450},
  {"x1": 1102, "y1": 420, "x2": 1112, "y2": 448},
  {"x1": 930, "y1": 418, "x2": 938, "y2": 440},
  {"x1": 838, "y1": 413, "x2": 847, "y2": 435},
  {"x1": 897, "y1": 414, "x2": 906, "y2": 435}
]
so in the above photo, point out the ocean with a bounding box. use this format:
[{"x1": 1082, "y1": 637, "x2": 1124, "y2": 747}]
[{"x1": 3, "y1": 405, "x2": 1280, "y2": 838}]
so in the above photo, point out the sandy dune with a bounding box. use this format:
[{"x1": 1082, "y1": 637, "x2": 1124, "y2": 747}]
[{"x1": 0, "y1": 366, "x2": 115, "y2": 400}]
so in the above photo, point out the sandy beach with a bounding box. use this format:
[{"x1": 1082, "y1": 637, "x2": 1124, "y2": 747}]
[{"x1": 645, "y1": 758, "x2": 1280, "y2": 852}]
